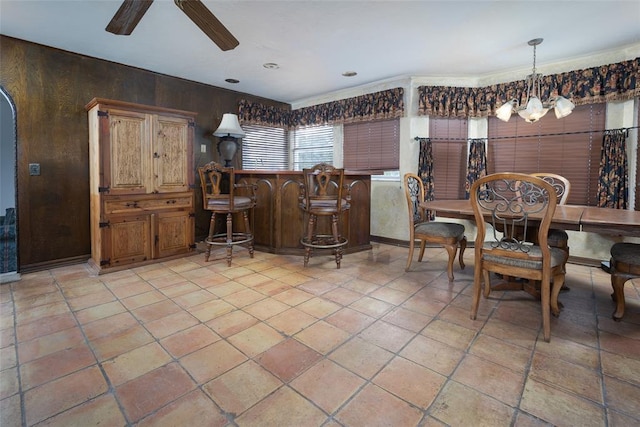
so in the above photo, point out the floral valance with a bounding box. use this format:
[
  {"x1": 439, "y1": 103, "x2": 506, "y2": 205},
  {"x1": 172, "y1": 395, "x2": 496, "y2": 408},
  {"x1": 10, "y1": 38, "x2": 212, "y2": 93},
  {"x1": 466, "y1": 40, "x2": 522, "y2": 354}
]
[
  {"x1": 239, "y1": 87, "x2": 405, "y2": 129},
  {"x1": 418, "y1": 57, "x2": 640, "y2": 118}
]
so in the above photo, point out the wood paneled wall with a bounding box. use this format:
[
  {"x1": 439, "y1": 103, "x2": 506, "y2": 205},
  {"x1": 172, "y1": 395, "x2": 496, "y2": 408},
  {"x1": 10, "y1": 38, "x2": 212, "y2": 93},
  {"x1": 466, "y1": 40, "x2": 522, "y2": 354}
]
[{"x1": 0, "y1": 36, "x2": 289, "y2": 271}]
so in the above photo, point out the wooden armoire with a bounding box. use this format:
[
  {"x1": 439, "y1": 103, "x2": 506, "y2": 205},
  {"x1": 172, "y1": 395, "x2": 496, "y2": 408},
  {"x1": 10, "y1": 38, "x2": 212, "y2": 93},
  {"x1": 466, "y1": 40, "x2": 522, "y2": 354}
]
[{"x1": 86, "y1": 98, "x2": 197, "y2": 273}]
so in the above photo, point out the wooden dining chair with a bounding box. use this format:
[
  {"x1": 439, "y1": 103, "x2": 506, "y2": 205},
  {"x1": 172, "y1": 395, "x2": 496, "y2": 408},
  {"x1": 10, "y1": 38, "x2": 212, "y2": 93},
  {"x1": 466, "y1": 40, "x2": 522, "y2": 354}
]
[
  {"x1": 469, "y1": 173, "x2": 566, "y2": 342},
  {"x1": 530, "y1": 173, "x2": 571, "y2": 273},
  {"x1": 609, "y1": 242, "x2": 640, "y2": 321},
  {"x1": 403, "y1": 173, "x2": 466, "y2": 281}
]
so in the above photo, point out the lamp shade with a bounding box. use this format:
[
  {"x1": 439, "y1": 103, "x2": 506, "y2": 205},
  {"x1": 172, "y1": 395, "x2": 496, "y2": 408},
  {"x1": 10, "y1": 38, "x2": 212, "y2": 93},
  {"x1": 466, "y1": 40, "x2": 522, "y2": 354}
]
[
  {"x1": 495, "y1": 100, "x2": 515, "y2": 122},
  {"x1": 213, "y1": 113, "x2": 245, "y2": 138},
  {"x1": 554, "y1": 96, "x2": 575, "y2": 119}
]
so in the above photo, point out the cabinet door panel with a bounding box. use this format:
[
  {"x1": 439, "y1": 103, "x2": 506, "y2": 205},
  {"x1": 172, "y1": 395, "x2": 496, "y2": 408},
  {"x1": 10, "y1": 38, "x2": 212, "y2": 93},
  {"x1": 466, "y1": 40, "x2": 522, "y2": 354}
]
[
  {"x1": 106, "y1": 214, "x2": 152, "y2": 266},
  {"x1": 154, "y1": 211, "x2": 194, "y2": 258},
  {"x1": 107, "y1": 110, "x2": 150, "y2": 195},
  {"x1": 154, "y1": 116, "x2": 190, "y2": 193}
]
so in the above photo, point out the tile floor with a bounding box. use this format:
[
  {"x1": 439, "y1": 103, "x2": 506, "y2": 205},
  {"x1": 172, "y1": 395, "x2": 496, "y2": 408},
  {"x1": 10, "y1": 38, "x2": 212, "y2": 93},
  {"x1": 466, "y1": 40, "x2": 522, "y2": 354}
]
[{"x1": 1, "y1": 243, "x2": 639, "y2": 426}]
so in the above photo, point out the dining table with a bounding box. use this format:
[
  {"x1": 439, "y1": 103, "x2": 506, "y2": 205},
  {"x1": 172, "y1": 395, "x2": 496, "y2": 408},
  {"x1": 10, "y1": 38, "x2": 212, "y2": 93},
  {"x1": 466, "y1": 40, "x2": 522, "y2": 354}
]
[
  {"x1": 421, "y1": 200, "x2": 640, "y2": 237},
  {"x1": 421, "y1": 199, "x2": 640, "y2": 300}
]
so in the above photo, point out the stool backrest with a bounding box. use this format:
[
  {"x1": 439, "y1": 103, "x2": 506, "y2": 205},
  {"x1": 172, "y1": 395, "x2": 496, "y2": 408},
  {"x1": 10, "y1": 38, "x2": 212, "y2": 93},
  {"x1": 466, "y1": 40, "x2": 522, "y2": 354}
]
[
  {"x1": 197, "y1": 161, "x2": 236, "y2": 209},
  {"x1": 301, "y1": 163, "x2": 347, "y2": 214}
]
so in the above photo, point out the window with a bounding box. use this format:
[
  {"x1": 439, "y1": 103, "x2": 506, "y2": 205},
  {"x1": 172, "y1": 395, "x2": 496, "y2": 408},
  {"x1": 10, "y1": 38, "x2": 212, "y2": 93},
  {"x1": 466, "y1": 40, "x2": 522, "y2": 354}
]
[
  {"x1": 343, "y1": 119, "x2": 399, "y2": 171},
  {"x1": 429, "y1": 117, "x2": 468, "y2": 199},
  {"x1": 241, "y1": 124, "x2": 288, "y2": 170},
  {"x1": 291, "y1": 125, "x2": 334, "y2": 170},
  {"x1": 488, "y1": 104, "x2": 606, "y2": 206}
]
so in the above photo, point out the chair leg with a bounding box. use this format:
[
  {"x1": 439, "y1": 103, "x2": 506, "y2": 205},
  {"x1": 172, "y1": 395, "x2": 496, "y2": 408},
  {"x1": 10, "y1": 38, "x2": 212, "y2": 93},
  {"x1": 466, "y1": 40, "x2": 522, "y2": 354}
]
[
  {"x1": 405, "y1": 238, "x2": 416, "y2": 271},
  {"x1": 483, "y1": 269, "x2": 492, "y2": 298},
  {"x1": 444, "y1": 244, "x2": 457, "y2": 282},
  {"x1": 304, "y1": 214, "x2": 316, "y2": 267},
  {"x1": 225, "y1": 213, "x2": 233, "y2": 266},
  {"x1": 243, "y1": 210, "x2": 254, "y2": 259},
  {"x1": 550, "y1": 272, "x2": 565, "y2": 317},
  {"x1": 611, "y1": 272, "x2": 628, "y2": 321},
  {"x1": 418, "y1": 240, "x2": 427, "y2": 262},
  {"x1": 540, "y1": 275, "x2": 551, "y2": 342},
  {"x1": 470, "y1": 264, "x2": 483, "y2": 320},
  {"x1": 205, "y1": 212, "x2": 216, "y2": 262},
  {"x1": 331, "y1": 213, "x2": 342, "y2": 269},
  {"x1": 458, "y1": 236, "x2": 467, "y2": 270}
]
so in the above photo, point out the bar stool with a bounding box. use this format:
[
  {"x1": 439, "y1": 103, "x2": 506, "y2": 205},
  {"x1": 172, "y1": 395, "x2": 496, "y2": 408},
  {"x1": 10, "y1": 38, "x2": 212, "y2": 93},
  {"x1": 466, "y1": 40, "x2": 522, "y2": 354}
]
[
  {"x1": 299, "y1": 163, "x2": 350, "y2": 268},
  {"x1": 609, "y1": 242, "x2": 640, "y2": 321},
  {"x1": 197, "y1": 161, "x2": 256, "y2": 266}
]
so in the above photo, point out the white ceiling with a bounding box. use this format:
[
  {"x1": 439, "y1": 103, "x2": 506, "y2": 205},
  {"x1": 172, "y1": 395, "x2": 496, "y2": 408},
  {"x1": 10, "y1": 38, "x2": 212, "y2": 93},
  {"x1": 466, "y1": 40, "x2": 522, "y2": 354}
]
[{"x1": 1, "y1": 0, "x2": 640, "y2": 105}]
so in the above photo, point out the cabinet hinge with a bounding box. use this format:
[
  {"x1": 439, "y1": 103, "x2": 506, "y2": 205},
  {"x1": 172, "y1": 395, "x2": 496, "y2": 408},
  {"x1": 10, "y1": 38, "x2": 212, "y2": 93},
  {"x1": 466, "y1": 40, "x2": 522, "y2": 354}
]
[
  {"x1": 188, "y1": 121, "x2": 195, "y2": 128},
  {"x1": 189, "y1": 212, "x2": 195, "y2": 218},
  {"x1": 189, "y1": 243, "x2": 197, "y2": 249},
  {"x1": 100, "y1": 259, "x2": 110, "y2": 266},
  {"x1": 98, "y1": 186, "x2": 110, "y2": 193},
  {"x1": 99, "y1": 221, "x2": 110, "y2": 228},
  {"x1": 97, "y1": 110, "x2": 109, "y2": 117}
]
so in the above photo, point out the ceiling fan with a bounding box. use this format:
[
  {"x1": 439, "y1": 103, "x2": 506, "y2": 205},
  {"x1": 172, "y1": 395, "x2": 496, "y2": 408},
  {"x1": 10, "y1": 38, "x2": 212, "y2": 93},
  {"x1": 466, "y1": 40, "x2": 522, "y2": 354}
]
[{"x1": 105, "y1": 0, "x2": 239, "y2": 51}]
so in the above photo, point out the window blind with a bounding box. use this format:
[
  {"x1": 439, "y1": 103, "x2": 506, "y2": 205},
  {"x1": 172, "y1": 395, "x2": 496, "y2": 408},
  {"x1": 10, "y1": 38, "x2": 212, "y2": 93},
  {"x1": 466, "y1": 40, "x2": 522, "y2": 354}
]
[
  {"x1": 292, "y1": 125, "x2": 333, "y2": 170},
  {"x1": 429, "y1": 117, "x2": 468, "y2": 199},
  {"x1": 488, "y1": 104, "x2": 605, "y2": 206},
  {"x1": 242, "y1": 124, "x2": 288, "y2": 170},
  {"x1": 343, "y1": 119, "x2": 399, "y2": 171}
]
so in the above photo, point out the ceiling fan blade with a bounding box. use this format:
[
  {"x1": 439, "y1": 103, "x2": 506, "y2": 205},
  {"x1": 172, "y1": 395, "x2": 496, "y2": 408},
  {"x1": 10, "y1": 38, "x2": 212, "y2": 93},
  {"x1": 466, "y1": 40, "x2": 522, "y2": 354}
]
[
  {"x1": 174, "y1": 0, "x2": 239, "y2": 51},
  {"x1": 106, "y1": 0, "x2": 154, "y2": 35}
]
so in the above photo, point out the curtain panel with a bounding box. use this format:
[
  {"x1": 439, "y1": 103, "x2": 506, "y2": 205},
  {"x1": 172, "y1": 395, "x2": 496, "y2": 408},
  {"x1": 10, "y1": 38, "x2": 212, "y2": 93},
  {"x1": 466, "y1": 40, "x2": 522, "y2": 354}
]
[
  {"x1": 239, "y1": 88, "x2": 404, "y2": 129},
  {"x1": 417, "y1": 137, "x2": 435, "y2": 220},
  {"x1": 597, "y1": 129, "x2": 629, "y2": 209},
  {"x1": 465, "y1": 139, "x2": 487, "y2": 199},
  {"x1": 418, "y1": 58, "x2": 640, "y2": 118}
]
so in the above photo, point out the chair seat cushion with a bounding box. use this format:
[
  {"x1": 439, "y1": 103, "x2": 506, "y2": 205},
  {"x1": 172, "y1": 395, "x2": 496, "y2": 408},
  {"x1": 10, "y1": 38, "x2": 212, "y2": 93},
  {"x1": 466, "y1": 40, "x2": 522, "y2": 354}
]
[
  {"x1": 483, "y1": 245, "x2": 566, "y2": 270},
  {"x1": 415, "y1": 222, "x2": 465, "y2": 238},
  {"x1": 207, "y1": 196, "x2": 253, "y2": 209},
  {"x1": 547, "y1": 228, "x2": 569, "y2": 246},
  {"x1": 303, "y1": 199, "x2": 350, "y2": 210},
  {"x1": 611, "y1": 243, "x2": 640, "y2": 265}
]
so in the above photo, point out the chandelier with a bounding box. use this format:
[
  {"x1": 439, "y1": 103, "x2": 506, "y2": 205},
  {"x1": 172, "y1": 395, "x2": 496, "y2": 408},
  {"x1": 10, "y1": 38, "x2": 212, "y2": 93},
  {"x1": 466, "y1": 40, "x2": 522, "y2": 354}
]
[{"x1": 495, "y1": 38, "x2": 575, "y2": 123}]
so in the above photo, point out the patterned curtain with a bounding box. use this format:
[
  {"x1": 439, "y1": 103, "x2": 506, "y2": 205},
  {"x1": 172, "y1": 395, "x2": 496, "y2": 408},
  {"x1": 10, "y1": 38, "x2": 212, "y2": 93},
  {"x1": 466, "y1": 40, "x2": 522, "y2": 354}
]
[
  {"x1": 597, "y1": 129, "x2": 629, "y2": 209},
  {"x1": 418, "y1": 58, "x2": 640, "y2": 118},
  {"x1": 239, "y1": 87, "x2": 405, "y2": 129},
  {"x1": 417, "y1": 137, "x2": 435, "y2": 220},
  {"x1": 465, "y1": 138, "x2": 487, "y2": 199}
]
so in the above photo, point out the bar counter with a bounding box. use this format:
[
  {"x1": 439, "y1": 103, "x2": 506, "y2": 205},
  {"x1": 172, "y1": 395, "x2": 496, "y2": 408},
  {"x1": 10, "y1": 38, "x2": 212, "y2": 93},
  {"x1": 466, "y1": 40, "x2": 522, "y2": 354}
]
[{"x1": 235, "y1": 170, "x2": 375, "y2": 255}]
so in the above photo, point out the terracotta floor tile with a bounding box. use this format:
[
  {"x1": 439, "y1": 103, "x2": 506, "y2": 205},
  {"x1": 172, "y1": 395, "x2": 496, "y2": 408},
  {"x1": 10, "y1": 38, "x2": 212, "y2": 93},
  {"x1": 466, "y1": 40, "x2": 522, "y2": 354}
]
[
  {"x1": 481, "y1": 318, "x2": 539, "y2": 349},
  {"x1": 297, "y1": 279, "x2": 339, "y2": 295},
  {"x1": 0, "y1": 345, "x2": 16, "y2": 369},
  {"x1": 603, "y1": 374, "x2": 640, "y2": 417},
  {"x1": 290, "y1": 358, "x2": 364, "y2": 413},
  {"x1": 243, "y1": 297, "x2": 290, "y2": 320},
  {"x1": 468, "y1": 333, "x2": 533, "y2": 374},
  {"x1": 227, "y1": 322, "x2": 285, "y2": 357},
  {"x1": 132, "y1": 299, "x2": 183, "y2": 323},
  {"x1": 74, "y1": 300, "x2": 127, "y2": 325},
  {"x1": 430, "y1": 381, "x2": 515, "y2": 426},
  {"x1": 16, "y1": 301, "x2": 70, "y2": 325},
  {"x1": 120, "y1": 289, "x2": 166, "y2": 310},
  {"x1": 205, "y1": 310, "x2": 259, "y2": 338},
  {"x1": 66, "y1": 290, "x2": 117, "y2": 311},
  {"x1": 102, "y1": 342, "x2": 172, "y2": 386},
  {"x1": 358, "y1": 320, "x2": 415, "y2": 352},
  {"x1": 272, "y1": 287, "x2": 315, "y2": 306},
  {"x1": 599, "y1": 330, "x2": 640, "y2": 361},
  {"x1": 535, "y1": 335, "x2": 600, "y2": 370},
  {"x1": 117, "y1": 362, "x2": 195, "y2": 422},
  {"x1": 16, "y1": 312, "x2": 76, "y2": 342},
  {"x1": 266, "y1": 307, "x2": 317, "y2": 336},
  {"x1": 223, "y1": 288, "x2": 265, "y2": 308},
  {"x1": 179, "y1": 340, "x2": 247, "y2": 383},
  {"x1": 160, "y1": 324, "x2": 221, "y2": 358},
  {"x1": 253, "y1": 280, "x2": 291, "y2": 296},
  {"x1": 420, "y1": 318, "x2": 476, "y2": 350},
  {"x1": 90, "y1": 324, "x2": 154, "y2": 361},
  {"x1": 323, "y1": 287, "x2": 363, "y2": 306},
  {"x1": 1, "y1": 394, "x2": 23, "y2": 427},
  {"x1": 235, "y1": 386, "x2": 326, "y2": 426},
  {"x1": 0, "y1": 327, "x2": 14, "y2": 349},
  {"x1": 20, "y1": 345, "x2": 96, "y2": 390},
  {"x1": 336, "y1": 383, "x2": 423, "y2": 426},
  {"x1": 33, "y1": 394, "x2": 125, "y2": 427},
  {"x1": 296, "y1": 297, "x2": 341, "y2": 318},
  {"x1": 172, "y1": 288, "x2": 218, "y2": 309},
  {"x1": 137, "y1": 389, "x2": 227, "y2": 427},
  {"x1": 13, "y1": 290, "x2": 64, "y2": 311},
  {"x1": 144, "y1": 311, "x2": 199, "y2": 339},
  {"x1": 147, "y1": 272, "x2": 190, "y2": 289},
  {"x1": 329, "y1": 336, "x2": 394, "y2": 379},
  {"x1": 520, "y1": 378, "x2": 606, "y2": 427},
  {"x1": 294, "y1": 320, "x2": 350, "y2": 355},
  {"x1": 452, "y1": 353, "x2": 525, "y2": 407},
  {"x1": 255, "y1": 338, "x2": 322, "y2": 382},
  {"x1": 0, "y1": 366, "x2": 19, "y2": 400},
  {"x1": 602, "y1": 351, "x2": 640, "y2": 386},
  {"x1": 189, "y1": 298, "x2": 236, "y2": 323},
  {"x1": 107, "y1": 280, "x2": 155, "y2": 299},
  {"x1": 529, "y1": 352, "x2": 603, "y2": 403},
  {"x1": 400, "y1": 335, "x2": 464, "y2": 376},
  {"x1": 203, "y1": 360, "x2": 282, "y2": 415},
  {"x1": 401, "y1": 294, "x2": 447, "y2": 317},
  {"x1": 82, "y1": 311, "x2": 139, "y2": 341},
  {"x1": 206, "y1": 281, "x2": 245, "y2": 297},
  {"x1": 373, "y1": 356, "x2": 447, "y2": 409},
  {"x1": 23, "y1": 366, "x2": 108, "y2": 426},
  {"x1": 17, "y1": 327, "x2": 85, "y2": 363},
  {"x1": 235, "y1": 272, "x2": 272, "y2": 287}
]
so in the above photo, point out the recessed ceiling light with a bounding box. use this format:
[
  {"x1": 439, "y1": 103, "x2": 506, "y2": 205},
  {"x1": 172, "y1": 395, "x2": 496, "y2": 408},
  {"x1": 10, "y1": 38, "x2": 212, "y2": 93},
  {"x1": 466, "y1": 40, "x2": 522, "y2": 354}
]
[
  {"x1": 263, "y1": 63, "x2": 279, "y2": 69},
  {"x1": 225, "y1": 78, "x2": 240, "y2": 84},
  {"x1": 342, "y1": 71, "x2": 357, "y2": 77}
]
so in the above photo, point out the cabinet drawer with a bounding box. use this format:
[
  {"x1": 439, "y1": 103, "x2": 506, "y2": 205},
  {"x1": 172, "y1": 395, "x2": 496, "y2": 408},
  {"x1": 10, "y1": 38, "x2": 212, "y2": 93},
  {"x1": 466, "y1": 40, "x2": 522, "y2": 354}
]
[{"x1": 104, "y1": 194, "x2": 193, "y2": 214}]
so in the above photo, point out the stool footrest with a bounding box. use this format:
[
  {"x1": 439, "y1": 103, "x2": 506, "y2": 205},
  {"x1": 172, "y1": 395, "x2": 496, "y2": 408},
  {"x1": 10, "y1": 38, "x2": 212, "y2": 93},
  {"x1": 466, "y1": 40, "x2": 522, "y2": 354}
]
[
  {"x1": 206, "y1": 232, "x2": 254, "y2": 247},
  {"x1": 301, "y1": 235, "x2": 348, "y2": 250}
]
